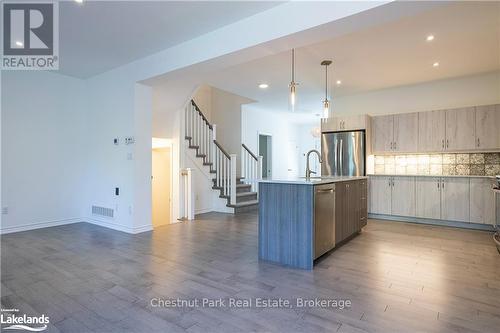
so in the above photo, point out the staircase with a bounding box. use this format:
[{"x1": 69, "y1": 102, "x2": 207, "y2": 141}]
[{"x1": 184, "y1": 100, "x2": 261, "y2": 213}]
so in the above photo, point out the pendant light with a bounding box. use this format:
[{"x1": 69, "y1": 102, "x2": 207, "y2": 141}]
[
  {"x1": 289, "y1": 49, "x2": 298, "y2": 111},
  {"x1": 321, "y1": 60, "x2": 332, "y2": 118}
]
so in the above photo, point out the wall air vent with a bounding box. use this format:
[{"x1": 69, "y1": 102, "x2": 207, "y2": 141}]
[{"x1": 92, "y1": 205, "x2": 114, "y2": 218}]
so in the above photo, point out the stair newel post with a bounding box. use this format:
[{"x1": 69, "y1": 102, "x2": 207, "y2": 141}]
[{"x1": 230, "y1": 154, "x2": 237, "y2": 206}]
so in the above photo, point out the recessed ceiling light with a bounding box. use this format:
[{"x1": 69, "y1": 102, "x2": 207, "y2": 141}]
[
  {"x1": 75, "y1": 0, "x2": 83, "y2": 3},
  {"x1": 15, "y1": 41, "x2": 23, "y2": 47},
  {"x1": 426, "y1": 35, "x2": 435, "y2": 42},
  {"x1": 433, "y1": 62, "x2": 440, "y2": 67},
  {"x1": 258, "y1": 83, "x2": 269, "y2": 89},
  {"x1": 336, "y1": 80, "x2": 342, "y2": 85}
]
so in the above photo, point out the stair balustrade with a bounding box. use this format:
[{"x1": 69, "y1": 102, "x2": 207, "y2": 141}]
[{"x1": 241, "y1": 144, "x2": 263, "y2": 196}]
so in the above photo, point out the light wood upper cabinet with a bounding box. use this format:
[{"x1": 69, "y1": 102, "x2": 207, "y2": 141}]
[
  {"x1": 416, "y1": 177, "x2": 441, "y2": 219},
  {"x1": 470, "y1": 178, "x2": 496, "y2": 225},
  {"x1": 445, "y1": 107, "x2": 475, "y2": 151},
  {"x1": 321, "y1": 115, "x2": 370, "y2": 132},
  {"x1": 368, "y1": 176, "x2": 391, "y2": 215},
  {"x1": 475, "y1": 104, "x2": 500, "y2": 150},
  {"x1": 372, "y1": 115, "x2": 394, "y2": 153},
  {"x1": 418, "y1": 110, "x2": 446, "y2": 152},
  {"x1": 393, "y1": 113, "x2": 418, "y2": 152},
  {"x1": 391, "y1": 176, "x2": 416, "y2": 217},
  {"x1": 441, "y1": 177, "x2": 470, "y2": 222}
]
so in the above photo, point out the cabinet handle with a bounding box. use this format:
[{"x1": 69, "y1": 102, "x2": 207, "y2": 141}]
[
  {"x1": 442, "y1": 180, "x2": 445, "y2": 189},
  {"x1": 394, "y1": 141, "x2": 397, "y2": 150},
  {"x1": 477, "y1": 138, "x2": 480, "y2": 147},
  {"x1": 388, "y1": 179, "x2": 391, "y2": 187},
  {"x1": 446, "y1": 139, "x2": 449, "y2": 148},
  {"x1": 437, "y1": 181, "x2": 440, "y2": 189},
  {"x1": 442, "y1": 139, "x2": 444, "y2": 149}
]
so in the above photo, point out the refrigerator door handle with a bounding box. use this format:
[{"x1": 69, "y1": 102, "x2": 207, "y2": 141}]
[{"x1": 339, "y1": 139, "x2": 343, "y2": 176}]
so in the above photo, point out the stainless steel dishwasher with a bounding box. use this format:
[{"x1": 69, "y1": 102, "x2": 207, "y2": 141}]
[{"x1": 314, "y1": 184, "x2": 336, "y2": 259}]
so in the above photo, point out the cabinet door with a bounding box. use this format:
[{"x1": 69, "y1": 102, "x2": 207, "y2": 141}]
[
  {"x1": 368, "y1": 176, "x2": 391, "y2": 215},
  {"x1": 391, "y1": 176, "x2": 416, "y2": 217},
  {"x1": 372, "y1": 115, "x2": 394, "y2": 153},
  {"x1": 393, "y1": 113, "x2": 418, "y2": 152},
  {"x1": 445, "y1": 107, "x2": 475, "y2": 150},
  {"x1": 321, "y1": 117, "x2": 338, "y2": 132},
  {"x1": 475, "y1": 104, "x2": 500, "y2": 150},
  {"x1": 346, "y1": 181, "x2": 359, "y2": 237},
  {"x1": 343, "y1": 115, "x2": 367, "y2": 131},
  {"x1": 470, "y1": 178, "x2": 496, "y2": 225},
  {"x1": 441, "y1": 178, "x2": 470, "y2": 222},
  {"x1": 335, "y1": 182, "x2": 347, "y2": 244},
  {"x1": 418, "y1": 110, "x2": 446, "y2": 152},
  {"x1": 416, "y1": 177, "x2": 441, "y2": 219}
]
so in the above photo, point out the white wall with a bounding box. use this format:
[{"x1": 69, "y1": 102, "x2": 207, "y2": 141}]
[
  {"x1": 1, "y1": 71, "x2": 87, "y2": 233},
  {"x1": 333, "y1": 71, "x2": 500, "y2": 116},
  {"x1": 242, "y1": 107, "x2": 320, "y2": 179}
]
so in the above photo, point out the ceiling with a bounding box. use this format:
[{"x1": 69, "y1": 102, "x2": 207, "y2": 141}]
[
  {"x1": 204, "y1": 1, "x2": 500, "y2": 113},
  {"x1": 59, "y1": 1, "x2": 282, "y2": 78}
]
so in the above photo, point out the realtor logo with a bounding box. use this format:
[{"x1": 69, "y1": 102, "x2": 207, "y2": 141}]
[{"x1": 1, "y1": 1, "x2": 59, "y2": 70}]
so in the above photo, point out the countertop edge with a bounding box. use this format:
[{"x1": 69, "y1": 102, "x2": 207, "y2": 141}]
[
  {"x1": 258, "y1": 176, "x2": 368, "y2": 185},
  {"x1": 367, "y1": 174, "x2": 495, "y2": 179}
]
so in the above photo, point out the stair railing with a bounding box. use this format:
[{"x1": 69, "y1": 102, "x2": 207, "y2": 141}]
[
  {"x1": 241, "y1": 144, "x2": 263, "y2": 195},
  {"x1": 185, "y1": 100, "x2": 236, "y2": 205}
]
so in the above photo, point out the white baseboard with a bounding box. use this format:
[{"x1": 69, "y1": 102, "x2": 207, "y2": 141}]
[
  {"x1": 85, "y1": 217, "x2": 153, "y2": 234},
  {"x1": 0, "y1": 218, "x2": 81, "y2": 235}
]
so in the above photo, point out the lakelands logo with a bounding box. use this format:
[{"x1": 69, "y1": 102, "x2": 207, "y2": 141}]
[
  {"x1": 1, "y1": 1, "x2": 59, "y2": 70},
  {"x1": 1, "y1": 309, "x2": 49, "y2": 331}
]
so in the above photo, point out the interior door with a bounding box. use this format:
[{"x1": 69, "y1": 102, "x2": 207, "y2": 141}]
[
  {"x1": 393, "y1": 113, "x2": 418, "y2": 152},
  {"x1": 475, "y1": 104, "x2": 500, "y2": 150},
  {"x1": 445, "y1": 107, "x2": 475, "y2": 150},
  {"x1": 441, "y1": 177, "x2": 470, "y2": 222},
  {"x1": 416, "y1": 177, "x2": 441, "y2": 219},
  {"x1": 372, "y1": 115, "x2": 394, "y2": 153},
  {"x1": 368, "y1": 176, "x2": 391, "y2": 215},
  {"x1": 391, "y1": 176, "x2": 416, "y2": 217},
  {"x1": 418, "y1": 110, "x2": 446, "y2": 152}
]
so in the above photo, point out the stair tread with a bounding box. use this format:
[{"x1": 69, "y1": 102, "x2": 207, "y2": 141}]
[
  {"x1": 227, "y1": 200, "x2": 259, "y2": 208},
  {"x1": 219, "y1": 192, "x2": 257, "y2": 199}
]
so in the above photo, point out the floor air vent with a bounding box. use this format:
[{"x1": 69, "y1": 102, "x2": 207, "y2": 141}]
[{"x1": 92, "y1": 205, "x2": 114, "y2": 218}]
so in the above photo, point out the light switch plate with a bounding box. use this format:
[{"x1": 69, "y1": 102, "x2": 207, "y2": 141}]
[{"x1": 2, "y1": 207, "x2": 8, "y2": 215}]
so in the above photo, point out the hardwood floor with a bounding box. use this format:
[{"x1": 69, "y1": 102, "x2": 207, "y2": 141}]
[{"x1": 2, "y1": 213, "x2": 499, "y2": 332}]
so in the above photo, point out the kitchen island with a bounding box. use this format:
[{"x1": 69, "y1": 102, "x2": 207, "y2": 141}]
[{"x1": 258, "y1": 177, "x2": 367, "y2": 269}]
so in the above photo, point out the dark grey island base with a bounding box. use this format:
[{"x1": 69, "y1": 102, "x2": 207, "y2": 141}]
[{"x1": 258, "y1": 177, "x2": 368, "y2": 270}]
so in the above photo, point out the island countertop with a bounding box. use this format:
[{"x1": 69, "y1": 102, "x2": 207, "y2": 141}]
[{"x1": 258, "y1": 176, "x2": 368, "y2": 185}]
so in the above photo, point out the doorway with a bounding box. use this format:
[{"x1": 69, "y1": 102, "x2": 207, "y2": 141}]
[
  {"x1": 152, "y1": 144, "x2": 172, "y2": 228},
  {"x1": 259, "y1": 134, "x2": 272, "y2": 178}
]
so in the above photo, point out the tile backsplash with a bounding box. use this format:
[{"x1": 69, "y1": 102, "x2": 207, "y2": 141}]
[{"x1": 374, "y1": 153, "x2": 500, "y2": 176}]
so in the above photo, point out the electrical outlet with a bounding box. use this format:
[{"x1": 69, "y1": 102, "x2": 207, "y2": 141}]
[{"x1": 2, "y1": 207, "x2": 8, "y2": 215}]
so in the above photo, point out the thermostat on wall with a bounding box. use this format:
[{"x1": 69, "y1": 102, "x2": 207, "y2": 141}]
[{"x1": 125, "y1": 137, "x2": 135, "y2": 145}]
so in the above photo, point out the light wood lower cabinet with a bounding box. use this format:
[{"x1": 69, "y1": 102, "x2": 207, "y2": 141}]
[
  {"x1": 368, "y1": 176, "x2": 391, "y2": 215},
  {"x1": 416, "y1": 177, "x2": 441, "y2": 219},
  {"x1": 370, "y1": 176, "x2": 495, "y2": 227},
  {"x1": 470, "y1": 178, "x2": 496, "y2": 225},
  {"x1": 391, "y1": 176, "x2": 416, "y2": 217},
  {"x1": 441, "y1": 178, "x2": 470, "y2": 222}
]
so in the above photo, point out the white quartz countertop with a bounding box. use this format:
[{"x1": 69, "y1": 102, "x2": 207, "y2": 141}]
[
  {"x1": 259, "y1": 176, "x2": 368, "y2": 185},
  {"x1": 368, "y1": 174, "x2": 495, "y2": 179}
]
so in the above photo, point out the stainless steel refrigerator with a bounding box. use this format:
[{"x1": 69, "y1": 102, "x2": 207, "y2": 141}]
[{"x1": 321, "y1": 131, "x2": 365, "y2": 176}]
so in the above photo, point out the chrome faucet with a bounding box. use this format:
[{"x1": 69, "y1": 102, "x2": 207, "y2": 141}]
[{"x1": 305, "y1": 149, "x2": 322, "y2": 179}]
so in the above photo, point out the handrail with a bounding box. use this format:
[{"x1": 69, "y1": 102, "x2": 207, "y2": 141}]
[
  {"x1": 191, "y1": 100, "x2": 213, "y2": 129},
  {"x1": 242, "y1": 143, "x2": 258, "y2": 161},
  {"x1": 214, "y1": 140, "x2": 230, "y2": 159}
]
